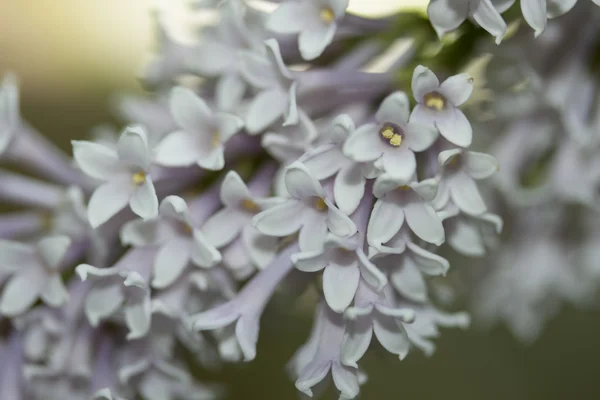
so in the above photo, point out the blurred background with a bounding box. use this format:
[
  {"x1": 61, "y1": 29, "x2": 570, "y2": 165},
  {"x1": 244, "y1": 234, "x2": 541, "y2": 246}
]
[{"x1": 1, "y1": 0, "x2": 600, "y2": 398}]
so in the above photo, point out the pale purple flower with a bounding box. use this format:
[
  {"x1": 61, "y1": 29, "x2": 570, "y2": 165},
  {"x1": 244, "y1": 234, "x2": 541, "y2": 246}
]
[
  {"x1": 292, "y1": 234, "x2": 388, "y2": 313},
  {"x1": 72, "y1": 126, "x2": 159, "y2": 228},
  {"x1": 341, "y1": 281, "x2": 416, "y2": 367},
  {"x1": 367, "y1": 176, "x2": 444, "y2": 248},
  {"x1": 120, "y1": 196, "x2": 221, "y2": 289},
  {"x1": 266, "y1": 0, "x2": 349, "y2": 60},
  {"x1": 154, "y1": 87, "x2": 244, "y2": 170},
  {"x1": 290, "y1": 302, "x2": 362, "y2": 399},
  {"x1": 239, "y1": 39, "x2": 299, "y2": 133},
  {"x1": 441, "y1": 205, "x2": 503, "y2": 257},
  {"x1": 344, "y1": 91, "x2": 438, "y2": 182},
  {"x1": 0, "y1": 235, "x2": 71, "y2": 316},
  {"x1": 433, "y1": 148, "x2": 498, "y2": 216},
  {"x1": 253, "y1": 161, "x2": 356, "y2": 252},
  {"x1": 409, "y1": 66, "x2": 474, "y2": 147}
]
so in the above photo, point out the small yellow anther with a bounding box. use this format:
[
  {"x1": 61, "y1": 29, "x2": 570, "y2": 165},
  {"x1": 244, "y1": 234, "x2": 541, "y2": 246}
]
[
  {"x1": 320, "y1": 7, "x2": 335, "y2": 23},
  {"x1": 424, "y1": 92, "x2": 446, "y2": 111},
  {"x1": 389, "y1": 134, "x2": 402, "y2": 147},
  {"x1": 212, "y1": 131, "x2": 221, "y2": 148},
  {"x1": 132, "y1": 172, "x2": 146, "y2": 186},
  {"x1": 398, "y1": 185, "x2": 411, "y2": 191},
  {"x1": 381, "y1": 127, "x2": 394, "y2": 139},
  {"x1": 241, "y1": 198, "x2": 260, "y2": 213},
  {"x1": 315, "y1": 198, "x2": 328, "y2": 212}
]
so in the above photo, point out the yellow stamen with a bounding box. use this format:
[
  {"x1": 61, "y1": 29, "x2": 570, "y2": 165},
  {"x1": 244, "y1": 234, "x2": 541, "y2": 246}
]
[
  {"x1": 132, "y1": 172, "x2": 146, "y2": 186},
  {"x1": 398, "y1": 185, "x2": 411, "y2": 191},
  {"x1": 241, "y1": 198, "x2": 260, "y2": 212},
  {"x1": 181, "y1": 222, "x2": 193, "y2": 235},
  {"x1": 381, "y1": 127, "x2": 394, "y2": 139},
  {"x1": 320, "y1": 7, "x2": 335, "y2": 23},
  {"x1": 212, "y1": 131, "x2": 221, "y2": 148},
  {"x1": 424, "y1": 92, "x2": 446, "y2": 111},
  {"x1": 389, "y1": 134, "x2": 402, "y2": 147},
  {"x1": 315, "y1": 198, "x2": 328, "y2": 212}
]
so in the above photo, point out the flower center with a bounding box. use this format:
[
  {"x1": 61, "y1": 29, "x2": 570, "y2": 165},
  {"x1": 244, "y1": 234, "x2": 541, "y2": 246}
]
[
  {"x1": 241, "y1": 198, "x2": 260, "y2": 213},
  {"x1": 379, "y1": 124, "x2": 402, "y2": 147},
  {"x1": 424, "y1": 92, "x2": 446, "y2": 111},
  {"x1": 212, "y1": 131, "x2": 221, "y2": 148},
  {"x1": 320, "y1": 7, "x2": 335, "y2": 23},
  {"x1": 314, "y1": 197, "x2": 328, "y2": 212},
  {"x1": 397, "y1": 185, "x2": 411, "y2": 191},
  {"x1": 132, "y1": 172, "x2": 146, "y2": 186}
]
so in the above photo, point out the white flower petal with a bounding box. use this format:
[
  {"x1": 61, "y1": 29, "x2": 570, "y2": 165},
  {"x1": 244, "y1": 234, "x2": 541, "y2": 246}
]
[
  {"x1": 375, "y1": 91, "x2": 410, "y2": 126},
  {"x1": 449, "y1": 173, "x2": 487, "y2": 215},
  {"x1": 71, "y1": 140, "x2": 121, "y2": 180},
  {"x1": 343, "y1": 123, "x2": 382, "y2": 162},
  {"x1": 471, "y1": 0, "x2": 507, "y2": 44},
  {"x1": 411, "y1": 65, "x2": 440, "y2": 101},
  {"x1": 129, "y1": 177, "x2": 159, "y2": 220},
  {"x1": 427, "y1": 0, "x2": 469, "y2": 38},
  {"x1": 124, "y1": 295, "x2": 151, "y2": 340},
  {"x1": 216, "y1": 112, "x2": 244, "y2": 143},
  {"x1": 466, "y1": 151, "x2": 498, "y2": 180},
  {"x1": 285, "y1": 161, "x2": 326, "y2": 199},
  {"x1": 0, "y1": 240, "x2": 34, "y2": 273},
  {"x1": 120, "y1": 219, "x2": 162, "y2": 247},
  {"x1": 266, "y1": 2, "x2": 314, "y2": 34},
  {"x1": 235, "y1": 316, "x2": 260, "y2": 361},
  {"x1": 191, "y1": 230, "x2": 222, "y2": 268},
  {"x1": 404, "y1": 202, "x2": 445, "y2": 245},
  {"x1": 301, "y1": 145, "x2": 346, "y2": 180},
  {"x1": 88, "y1": 179, "x2": 132, "y2": 228},
  {"x1": 201, "y1": 208, "x2": 246, "y2": 248},
  {"x1": 439, "y1": 73, "x2": 474, "y2": 107},
  {"x1": 169, "y1": 86, "x2": 212, "y2": 132},
  {"x1": 323, "y1": 262, "x2": 360, "y2": 313},
  {"x1": 154, "y1": 130, "x2": 205, "y2": 167},
  {"x1": 435, "y1": 108, "x2": 472, "y2": 147},
  {"x1": 36, "y1": 235, "x2": 71, "y2": 270},
  {"x1": 116, "y1": 126, "x2": 150, "y2": 170},
  {"x1": 325, "y1": 200, "x2": 357, "y2": 237},
  {"x1": 242, "y1": 225, "x2": 278, "y2": 269},
  {"x1": 152, "y1": 238, "x2": 191, "y2": 289},
  {"x1": 0, "y1": 268, "x2": 44, "y2": 316},
  {"x1": 220, "y1": 171, "x2": 252, "y2": 207},
  {"x1": 367, "y1": 197, "x2": 404, "y2": 247},
  {"x1": 84, "y1": 282, "x2": 124, "y2": 326},
  {"x1": 521, "y1": 0, "x2": 547, "y2": 37},
  {"x1": 406, "y1": 242, "x2": 449, "y2": 275},
  {"x1": 245, "y1": 89, "x2": 287, "y2": 134},
  {"x1": 196, "y1": 146, "x2": 225, "y2": 171},
  {"x1": 341, "y1": 316, "x2": 373, "y2": 368},
  {"x1": 298, "y1": 22, "x2": 336, "y2": 61},
  {"x1": 391, "y1": 257, "x2": 428, "y2": 302},
  {"x1": 299, "y1": 213, "x2": 328, "y2": 252},
  {"x1": 356, "y1": 249, "x2": 388, "y2": 291},
  {"x1": 253, "y1": 201, "x2": 306, "y2": 237},
  {"x1": 381, "y1": 146, "x2": 416, "y2": 182},
  {"x1": 404, "y1": 122, "x2": 438, "y2": 152},
  {"x1": 447, "y1": 217, "x2": 485, "y2": 256},
  {"x1": 334, "y1": 163, "x2": 366, "y2": 215},
  {"x1": 373, "y1": 314, "x2": 411, "y2": 360},
  {"x1": 39, "y1": 274, "x2": 69, "y2": 307},
  {"x1": 291, "y1": 249, "x2": 329, "y2": 272},
  {"x1": 331, "y1": 362, "x2": 360, "y2": 399},
  {"x1": 215, "y1": 72, "x2": 246, "y2": 113}
]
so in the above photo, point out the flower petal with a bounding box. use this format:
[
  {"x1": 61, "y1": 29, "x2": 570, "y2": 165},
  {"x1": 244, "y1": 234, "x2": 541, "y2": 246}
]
[
  {"x1": 435, "y1": 107, "x2": 472, "y2": 147},
  {"x1": 201, "y1": 208, "x2": 246, "y2": 248},
  {"x1": 404, "y1": 202, "x2": 445, "y2": 245},
  {"x1": 331, "y1": 362, "x2": 360, "y2": 399},
  {"x1": 373, "y1": 314, "x2": 411, "y2": 360},
  {"x1": 323, "y1": 262, "x2": 360, "y2": 313},
  {"x1": 216, "y1": 112, "x2": 244, "y2": 143},
  {"x1": 427, "y1": 0, "x2": 469, "y2": 38},
  {"x1": 152, "y1": 238, "x2": 191, "y2": 289},
  {"x1": 71, "y1": 140, "x2": 121, "y2": 180},
  {"x1": 449, "y1": 173, "x2": 487, "y2": 215},
  {"x1": 341, "y1": 316, "x2": 373, "y2": 368},
  {"x1": 124, "y1": 295, "x2": 151, "y2": 340},
  {"x1": 235, "y1": 315, "x2": 260, "y2": 361},
  {"x1": 242, "y1": 225, "x2": 278, "y2": 269},
  {"x1": 325, "y1": 199, "x2": 357, "y2": 237},
  {"x1": 301, "y1": 145, "x2": 346, "y2": 180},
  {"x1": 381, "y1": 147, "x2": 416, "y2": 182},
  {"x1": 406, "y1": 242, "x2": 449, "y2": 275},
  {"x1": 253, "y1": 201, "x2": 306, "y2": 237},
  {"x1": 299, "y1": 213, "x2": 328, "y2": 252},
  {"x1": 245, "y1": 89, "x2": 287, "y2": 134},
  {"x1": 36, "y1": 235, "x2": 71, "y2": 270},
  {"x1": 439, "y1": 73, "x2": 474, "y2": 107},
  {"x1": 334, "y1": 163, "x2": 366, "y2": 215},
  {"x1": 88, "y1": 179, "x2": 132, "y2": 228},
  {"x1": 356, "y1": 249, "x2": 388, "y2": 291},
  {"x1": 367, "y1": 197, "x2": 404, "y2": 247},
  {"x1": 447, "y1": 217, "x2": 485, "y2": 256},
  {"x1": 120, "y1": 219, "x2": 163, "y2": 247},
  {"x1": 266, "y1": 1, "x2": 314, "y2": 34},
  {"x1": 154, "y1": 130, "x2": 205, "y2": 167},
  {"x1": 191, "y1": 230, "x2": 222, "y2": 268},
  {"x1": 375, "y1": 91, "x2": 410, "y2": 126},
  {"x1": 411, "y1": 65, "x2": 440, "y2": 101},
  {"x1": 84, "y1": 282, "x2": 125, "y2": 326},
  {"x1": 466, "y1": 151, "x2": 498, "y2": 180},
  {"x1": 196, "y1": 146, "x2": 225, "y2": 171},
  {"x1": 404, "y1": 122, "x2": 438, "y2": 152},
  {"x1": 343, "y1": 123, "x2": 382, "y2": 162},
  {"x1": 390, "y1": 257, "x2": 427, "y2": 303},
  {"x1": 39, "y1": 274, "x2": 69, "y2": 307},
  {"x1": 220, "y1": 171, "x2": 252, "y2": 207},
  {"x1": 291, "y1": 249, "x2": 329, "y2": 272},
  {"x1": 116, "y1": 126, "x2": 150, "y2": 170},
  {"x1": 129, "y1": 177, "x2": 159, "y2": 220},
  {"x1": 0, "y1": 240, "x2": 34, "y2": 273},
  {"x1": 298, "y1": 21, "x2": 336, "y2": 61},
  {"x1": 169, "y1": 86, "x2": 212, "y2": 132},
  {"x1": 471, "y1": 0, "x2": 507, "y2": 44},
  {"x1": 521, "y1": 0, "x2": 547, "y2": 37},
  {"x1": 0, "y1": 267, "x2": 44, "y2": 316},
  {"x1": 215, "y1": 72, "x2": 246, "y2": 113},
  {"x1": 285, "y1": 161, "x2": 326, "y2": 199}
]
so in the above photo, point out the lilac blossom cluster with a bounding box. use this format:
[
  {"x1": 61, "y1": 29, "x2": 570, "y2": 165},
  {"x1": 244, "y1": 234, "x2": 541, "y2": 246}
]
[{"x1": 0, "y1": 0, "x2": 598, "y2": 399}]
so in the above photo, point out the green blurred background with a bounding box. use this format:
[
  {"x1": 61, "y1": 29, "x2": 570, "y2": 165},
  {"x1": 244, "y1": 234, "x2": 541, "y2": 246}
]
[{"x1": 2, "y1": 0, "x2": 600, "y2": 398}]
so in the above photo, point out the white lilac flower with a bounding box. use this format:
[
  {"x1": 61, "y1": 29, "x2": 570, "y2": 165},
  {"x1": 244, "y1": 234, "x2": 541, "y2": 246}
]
[
  {"x1": 72, "y1": 126, "x2": 159, "y2": 228},
  {"x1": 190, "y1": 244, "x2": 298, "y2": 361},
  {"x1": 121, "y1": 196, "x2": 221, "y2": 289},
  {"x1": 0, "y1": 235, "x2": 71, "y2": 316},
  {"x1": 292, "y1": 234, "x2": 388, "y2": 313},
  {"x1": 341, "y1": 281, "x2": 416, "y2": 368},
  {"x1": 433, "y1": 149, "x2": 498, "y2": 216},
  {"x1": 409, "y1": 66, "x2": 474, "y2": 148},
  {"x1": 266, "y1": 0, "x2": 349, "y2": 60},
  {"x1": 371, "y1": 235, "x2": 449, "y2": 303},
  {"x1": 401, "y1": 301, "x2": 470, "y2": 356},
  {"x1": 427, "y1": 0, "x2": 510, "y2": 44},
  {"x1": 367, "y1": 176, "x2": 444, "y2": 249},
  {"x1": 441, "y1": 206, "x2": 503, "y2": 257},
  {"x1": 154, "y1": 87, "x2": 243, "y2": 170},
  {"x1": 13, "y1": 307, "x2": 63, "y2": 363},
  {"x1": 290, "y1": 302, "x2": 362, "y2": 399},
  {"x1": 201, "y1": 171, "x2": 280, "y2": 274},
  {"x1": 300, "y1": 114, "x2": 377, "y2": 215},
  {"x1": 239, "y1": 39, "x2": 299, "y2": 133},
  {"x1": 253, "y1": 161, "x2": 356, "y2": 252},
  {"x1": 344, "y1": 91, "x2": 438, "y2": 182},
  {"x1": 0, "y1": 73, "x2": 19, "y2": 155},
  {"x1": 76, "y1": 248, "x2": 157, "y2": 339}
]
